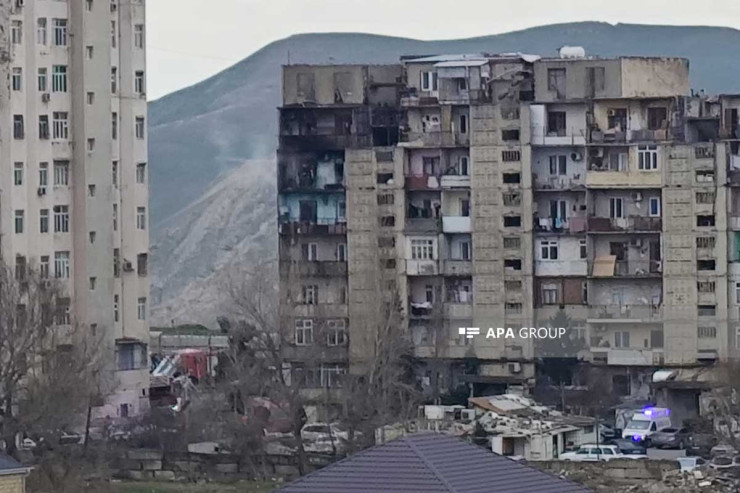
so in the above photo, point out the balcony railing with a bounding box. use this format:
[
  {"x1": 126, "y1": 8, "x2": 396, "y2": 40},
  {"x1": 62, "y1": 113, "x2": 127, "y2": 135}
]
[
  {"x1": 588, "y1": 260, "x2": 661, "y2": 277},
  {"x1": 398, "y1": 131, "x2": 469, "y2": 147},
  {"x1": 406, "y1": 259, "x2": 438, "y2": 276},
  {"x1": 442, "y1": 216, "x2": 471, "y2": 233},
  {"x1": 279, "y1": 133, "x2": 371, "y2": 150},
  {"x1": 442, "y1": 260, "x2": 472, "y2": 276},
  {"x1": 531, "y1": 127, "x2": 587, "y2": 146},
  {"x1": 278, "y1": 217, "x2": 347, "y2": 236},
  {"x1": 405, "y1": 174, "x2": 441, "y2": 190},
  {"x1": 587, "y1": 216, "x2": 662, "y2": 232},
  {"x1": 440, "y1": 174, "x2": 471, "y2": 188},
  {"x1": 405, "y1": 217, "x2": 441, "y2": 234},
  {"x1": 533, "y1": 175, "x2": 585, "y2": 191},
  {"x1": 280, "y1": 261, "x2": 348, "y2": 277},
  {"x1": 588, "y1": 304, "x2": 662, "y2": 321}
]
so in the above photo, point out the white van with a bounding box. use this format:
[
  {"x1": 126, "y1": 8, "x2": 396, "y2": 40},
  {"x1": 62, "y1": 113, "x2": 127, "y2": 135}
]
[{"x1": 622, "y1": 407, "x2": 671, "y2": 442}]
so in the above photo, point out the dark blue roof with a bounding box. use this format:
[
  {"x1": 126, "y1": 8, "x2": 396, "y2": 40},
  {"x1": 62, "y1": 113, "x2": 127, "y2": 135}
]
[
  {"x1": 0, "y1": 455, "x2": 27, "y2": 473},
  {"x1": 277, "y1": 432, "x2": 592, "y2": 492}
]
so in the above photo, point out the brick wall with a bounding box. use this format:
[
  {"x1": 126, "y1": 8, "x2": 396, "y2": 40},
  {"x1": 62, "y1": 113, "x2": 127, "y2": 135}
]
[{"x1": 0, "y1": 475, "x2": 25, "y2": 493}]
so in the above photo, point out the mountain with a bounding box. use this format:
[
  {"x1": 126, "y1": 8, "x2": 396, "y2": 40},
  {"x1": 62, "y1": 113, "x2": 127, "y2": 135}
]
[{"x1": 149, "y1": 22, "x2": 740, "y2": 326}]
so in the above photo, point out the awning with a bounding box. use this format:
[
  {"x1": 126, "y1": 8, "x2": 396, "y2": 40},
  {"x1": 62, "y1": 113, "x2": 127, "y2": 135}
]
[{"x1": 592, "y1": 255, "x2": 617, "y2": 277}]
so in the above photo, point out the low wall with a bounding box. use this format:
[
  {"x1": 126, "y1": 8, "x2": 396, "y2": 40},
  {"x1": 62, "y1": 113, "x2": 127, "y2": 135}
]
[{"x1": 531, "y1": 459, "x2": 679, "y2": 487}]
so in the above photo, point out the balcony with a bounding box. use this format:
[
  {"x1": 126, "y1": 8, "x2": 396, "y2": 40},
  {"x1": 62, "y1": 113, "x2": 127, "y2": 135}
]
[
  {"x1": 280, "y1": 261, "x2": 347, "y2": 277},
  {"x1": 444, "y1": 302, "x2": 473, "y2": 319},
  {"x1": 590, "y1": 348, "x2": 661, "y2": 366},
  {"x1": 280, "y1": 133, "x2": 371, "y2": 150},
  {"x1": 535, "y1": 217, "x2": 587, "y2": 234},
  {"x1": 398, "y1": 131, "x2": 469, "y2": 148},
  {"x1": 531, "y1": 128, "x2": 587, "y2": 147},
  {"x1": 533, "y1": 175, "x2": 585, "y2": 191},
  {"x1": 409, "y1": 301, "x2": 437, "y2": 319},
  {"x1": 587, "y1": 216, "x2": 662, "y2": 233},
  {"x1": 442, "y1": 216, "x2": 471, "y2": 233},
  {"x1": 278, "y1": 217, "x2": 347, "y2": 236},
  {"x1": 588, "y1": 259, "x2": 661, "y2": 278},
  {"x1": 406, "y1": 259, "x2": 438, "y2": 276},
  {"x1": 405, "y1": 175, "x2": 441, "y2": 190},
  {"x1": 729, "y1": 168, "x2": 740, "y2": 186},
  {"x1": 442, "y1": 260, "x2": 472, "y2": 276},
  {"x1": 440, "y1": 174, "x2": 471, "y2": 188},
  {"x1": 587, "y1": 304, "x2": 662, "y2": 323},
  {"x1": 405, "y1": 217, "x2": 441, "y2": 234}
]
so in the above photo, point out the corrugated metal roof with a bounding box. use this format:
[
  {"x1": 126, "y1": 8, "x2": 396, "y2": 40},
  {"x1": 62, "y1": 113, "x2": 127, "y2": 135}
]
[
  {"x1": 0, "y1": 455, "x2": 29, "y2": 475},
  {"x1": 276, "y1": 432, "x2": 592, "y2": 492}
]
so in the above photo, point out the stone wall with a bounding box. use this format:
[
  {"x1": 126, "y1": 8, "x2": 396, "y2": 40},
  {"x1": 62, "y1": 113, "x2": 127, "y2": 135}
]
[{"x1": 531, "y1": 459, "x2": 679, "y2": 487}]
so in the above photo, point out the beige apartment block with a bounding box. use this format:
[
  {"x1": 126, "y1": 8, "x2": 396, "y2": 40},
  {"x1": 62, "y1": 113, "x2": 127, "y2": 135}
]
[
  {"x1": 0, "y1": 0, "x2": 149, "y2": 417},
  {"x1": 277, "y1": 51, "x2": 740, "y2": 414}
]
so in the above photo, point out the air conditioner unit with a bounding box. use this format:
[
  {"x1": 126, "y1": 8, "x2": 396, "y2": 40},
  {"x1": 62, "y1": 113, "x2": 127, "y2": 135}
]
[
  {"x1": 630, "y1": 238, "x2": 643, "y2": 247},
  {"x1": 508, "y1": 362, "x2": 522, "y2": 374},
  {"x1": 632, "y1": 192, "x2": 643, "y2": 201},
  {"x1": 37, "y1": 187, "x2": 46, "y2": 196},
  {"x1": 122, "y1": 261, "x2": 134, "y2": 272},
  {"x1": 607, "y1": 109, "x2": 617, "y2": 117},
  {"x1": 41, "y1": 93, "x2": 50, "y2": 103},
  {"x1": 571, "y1": 151, "x2": 583, "y2": 161}
]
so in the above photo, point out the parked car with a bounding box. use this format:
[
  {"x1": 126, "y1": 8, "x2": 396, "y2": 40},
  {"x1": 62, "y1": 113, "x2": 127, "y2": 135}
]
[
  {"x1": 608, "y1": 438, "x2": 647, "y2": 456},
  {"x1": 711, "y1": 443, "x2": 738, "y2": 458},
  {"x1": 688, "y1": 433, "x2": 718, "y2": 458},
  {"x1": 301, "y1": 423, "x2": 352, "y2": 443},
  {"x1": 709, "y1": 454, "x2": 740, "y2": 472},
  {"x1": 560, "y1": 444, "x2": 646, "y2": 461},
  {"x1": 677, "y1": 456, "x2": 708, "y2": 473},
  {"x1": 599, "y1": 424, "x2": 617, "y2": 441},
  {"x1": 649, "y1": 427, "x2": 691, "y2": 449}
]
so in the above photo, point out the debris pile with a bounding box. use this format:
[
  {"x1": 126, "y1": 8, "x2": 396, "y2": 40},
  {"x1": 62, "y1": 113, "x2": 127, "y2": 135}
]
[{"x1": 615, "y1": 468, "x2": 740, "y2": 493}]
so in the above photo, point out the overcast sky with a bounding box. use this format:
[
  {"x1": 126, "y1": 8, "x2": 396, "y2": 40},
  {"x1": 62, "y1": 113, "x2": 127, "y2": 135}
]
[{"x1": 147, "y1": 0, "x2": 740, "y2": 100}]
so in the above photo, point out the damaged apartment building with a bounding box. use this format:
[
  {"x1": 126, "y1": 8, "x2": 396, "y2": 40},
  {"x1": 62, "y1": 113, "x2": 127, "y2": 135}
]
[{"x1": 277, "y1": 49, "x2": 740, "y2": 414}]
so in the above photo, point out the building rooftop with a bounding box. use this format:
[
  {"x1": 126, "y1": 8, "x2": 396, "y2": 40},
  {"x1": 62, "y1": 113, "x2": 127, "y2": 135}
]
[
  {"x1": 276, "y1": 432, "x2": 591, "y2": 493},
  {"x1": 0, "y1": 455, "x2": 30, "y2": 476}
]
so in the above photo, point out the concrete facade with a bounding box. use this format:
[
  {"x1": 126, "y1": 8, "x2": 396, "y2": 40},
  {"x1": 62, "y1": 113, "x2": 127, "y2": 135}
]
[
  {"x1": 277, "y1": 52, "x2": 740, "y2": 406},
  {"x1": 0, "y1": 0, "x2": 149, "y2": 417}
]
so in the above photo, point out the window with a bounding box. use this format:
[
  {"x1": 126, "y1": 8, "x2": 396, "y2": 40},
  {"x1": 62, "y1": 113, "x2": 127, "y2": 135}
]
[
  {"x1": 111, "y1": 20, "x2": 116, "y2": 47},
  {"x1": 542, "y1": 284, "x2": 559, "y2": 304},
  {"x1": 38, "y1": 68, "x2": 47, "y2": 92},
  {"x1": 502, "y1": 150, "x2": 520, "y2": 162},
  {"x1": 295, "y1": 319, "x2": 313, "y2": 346},
  {"x1": 697, "y1": 215, "x2": 715, "y2": 227},
  {"x1": 137, "y1": 253, "x2": 148, "y2": 276},
  {"x1": 504, "y1": 237, "x2": 520, "y2": 249},
  {"x1": 337, "y1": 200, "x2": 346, "y2": 221},
  {"x1": 53, "y1": 160, "x2": 69, "y2": 185},
  {"x1": 111, "y1": 112, "x2": 117, "y2": 139},
  {"x1": 112, "y1": 161, "x2": 119, "y2": 188},
  {"x1": 459, "y1": 156, "x2": 470, "y2": 175},
  {"x1": 459, "y1": 240, "x2": 471, "y2": 260},
  {"x1": 39, "y1": 162, "x2": 48, "y2": 189},
  {"x1": 647, "y1": 107, "x2": 667, "y2": 130},
  {"x1": 53, "y1": 205, "x2": 69, "y2": 233},
  {"x1": 52, "y1": 65, "x2": 67, "y2": 92},
  {"x1": 134, "y1": 24, "x2": 145, "y2": 48},
  {"x1": 116, "y1": 343, "x2": 147, "y2": 371},
  {"x1": 85, "y1": 0, "x2": 93, "y2": 11},
  {"x1": 540, "y1": 240, "x2": 559, "y2": 260},
  {"x1": 136, "y1": 163, "x2": 146, "y2": 183},
  {"x1": 696, "y1": 170, "x2": 715, "y2": 183},
  {"x1": 13, "y1": 115, "x2": 24, "y2": 139},
  {"x1": 336, "y1": 243, "x2": 347, "y2": 262},
  {"x1": 698, "y1": 305, "x2": 716, "y2": 317},
  {"x1": 136, "y1": 207, "x2": 146, "y2": 230},
  {"x1": 326, "y1": 320, "x2": 347, "y2": 346},
  {"x1": 54, "y1": 251, "x2": 70, "y2": 278},
  {"x1": 580, "y1": 239, "x2": 587, "y2": 259},
  {"x1": 547, "y1": 68, "x2": 566, "y2": 96},
  {"x1": 696, "y1": 192, "x2": 715, "y2": 204},
  {"x1": 11, "y1": 20, "x2": 22, "y2": 44},
  {"x1": 614, "y1": 331, "x2": 630, "y2": 348},
  {"x1": 114, "y1": 249, "x2": 120, "y2": 277},
  {"x1": 502, "y1": 129, "x2": 520, "y2": 141},
  {"x1": 85, "y1": 45, "x2": 94, "y2": 59},
  {"x1": 39, "y1": 209, "x2": 49, "y2": 233},
  {"x1": 134, "y1": 70, "x2": 145, "y2": 94},
  {"x1": 89, "y1": 277, "x2": 96, "y2": 290},
  {"x1": 53, "y1": 19, "x2": 67, "y2": 46},
  {"x1": 638, "y1": 145, "x2": 658, "y2": 170},
  {"x1": 14, "y1": 210, "x2": 24, "y2": 234},
  {"x1": 547, "y1": 111, "x2": 567, "y2": 136},
  {"x1": 504, "y1": 259, "x2": 522, "y2": 271},
  {"x1": 586, "y1": 66, "x2": 605, "y2": 94},
  {"x1": 89, "y1": 231, "x2": 96, "y2": 244},
  {"x1": 609, "y1": 197, "x2": 624, "y2": 219},
  {"x1": 459, "y1": 114, "x2": 467, "y2": 134},
  {"x1": 697, "y1": 281, "x2": 716, "y2": 293},
  {"x1": 411, "y1": 239, "x2": 434, "y2": 260},
  {"x1": 87, "y1": 138, "x2": 95, "y2": 152},
  {"x1": 505, "y1": 280, "x2": 522, "y2": 291},
  {"x1": 111, "y1": 67, "x2": 117, "y2": 93},
  {"x1": 421, "y1": 71, "x2": 438, "y2": 92},
  {"x1": 113, "y1": 204, "x2": 118, "y2": 231},
  {"x1": 52, "y1": 111, "x2": 68, "y2": 139},
  {"x1": 13, "y1": 163, "x2": 23, "y2": 186},
  {"x1": 503, "y1": 173, "x2": 521, "y2": 184},
  {"x1": 135, "y1": 117, "x2": 145, "y2": 139},
  {"x1": 649, "y1": 197, "x2": 661, "y2": 217},
  {"x1": 378, "y1": 193, "x2": 394, "y2": 205},
  {"x1": 38, "y1": 115, "x2": 49, "y2": 139},
  {"x1": 697, "y1": 260, "x2": 716, "y2": 271},
  {"x1": 302, "y1": 285, "x2": 318, "y2": 305},
  {"x1": 55, "y1": 298, "x2": 70, "y2": 325},
  {"x1": 114, "y1": 295, "x2": 119, "y2": 322},
  {"x1": 40, "y1": 256, "x2": 49, "y2": 278},
  {"x1": 137, "y1": 297, "x2": 146, "y2": 320},
  {"x1": 505, "y1": 303, "x2": 523, "y2": 315},
  {"x1": 608, "y1": 108, "x2": 628, "y2": 130},
  {"x1": 301, "y1": 243, "x2": 318, "y2": 261},
  {"x1": 697, "y1": 236, "x2": 715, "y2": 249},
  {"x1": 320, "y1": 363, "x2": 346, "y2": 388},
  {"x1": 12, "y1": 68, "x2": 22, "y2": 91},
  {"x1": 503, "y1": 193, "x2": 521, "y2": 206},
  {"x1": 549, "y1": 155, "x2": 567, "y2": 175},
  {"x1": 504, "y1": 216, "x2": 521, "y2": 227}
]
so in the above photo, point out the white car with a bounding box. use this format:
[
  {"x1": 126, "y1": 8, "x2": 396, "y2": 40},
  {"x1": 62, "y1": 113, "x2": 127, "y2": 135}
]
[
  {"x1": 560, "y1": 444, "x2": 646, "y2": 461},
  {"x1": 301, "y1": 423, "x2": 350, "y2": 443},
  {"x1": 677, "y1": 456, "x2": 707, "y2": 472}
]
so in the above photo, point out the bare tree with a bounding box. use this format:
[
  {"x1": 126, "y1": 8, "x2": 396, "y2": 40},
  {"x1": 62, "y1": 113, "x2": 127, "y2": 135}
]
[{"x1": 703, "y1": 361, "x2": 740, "y2": 451}]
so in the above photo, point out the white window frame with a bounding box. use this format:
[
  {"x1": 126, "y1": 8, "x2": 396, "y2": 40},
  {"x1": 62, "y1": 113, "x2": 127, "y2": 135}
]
[
  {"x1": 52, "y1": 111, "x2": 68, "y2": 139},
  {"x1": 579, "y1": 239, "x2": 587, "y2": 259},
  {"x1": 53, "y1": 19, "x2": 67, "y2": 46},
  {"x1": 52, "y1": 65, "x2": 67, "y2": 92},
  {"x1": 54, "y1": 251, "x2": 70, "y2": 278},
  {"x1": 37, "y1": 18, "x2": 47, "y2": 45},
  {"x1": 40, "y1": 209, "x2": 49, "y2": 234},
  {"x1": 13, "y1": 163, "x2": 23, "y2": 186},
  {"x1": 326, "y1": 319, "x2": 347, "y2": 347},
  {"x1": 459, "y1": 155, "x2": 470, "y2": 176},
  {"x1": 549, "y1": 155, "x2": 567, "y2": 176},
  {"x1": 136, "y1": 207, "x2": 146, "y2": 230},
  {"x1": 540, "y1": 239, "x2": 559, "y2": 260},
  {"x1": 638, "y1": 145, "x2": 659, "y2": 170},
  {"x1": 614, "y1": 330, "x2": 630, "y2": 348},
  {"x1": 302, "y1": 285, "x2": 318, "y2": 305},
  {"x1": 648, "y1": 197, "x2": 661, "y2": 217},
  {"x1": 134, "y1": 70, "x2": 145, "y2": 94},
  {"x1": 136, "y1": 162, "x2": 146, "y2": 184},
  {"x1": 295, "y1": 319, "x2": 313, "y2": 346},
  {"x1": 53, "y1": 160, "x2": 69, "y2": 186},
  {"x1": 135, "y1": 116, "x2": 145, "y2": 139},
  {"x1": 336, "y1": 243, "x2": 347, "y2": 262},
  {"x1": 11, "y1": 67, "x2": 22, "y2": 91},
  {"x1": 137, "y1": 297, "x2": 147, "y2": 320},
  {"x1": 53, "y1": 205, "x2": 69, "y2": 233},
  {"x1": 542, "y1": 283, "x2": 559, "y2": 304},
  {"x1": 420, "y1": 71, "x2": 438, "y2": 92},
  {"x1": 609, "y1": 197, "x2": 624, "y2": 219},
  {"x1": 411, "y1": 239, "x2": 435, "y2": 260},
  {"x1": 38, "y1": 68, "x2": 47, "y2": 92},
  {"x1": 11, "y1": 20, "x2": 22, "y2": 45},
  {"x1": 134, "y1": 24, "x2": 145, "y2": 48}
]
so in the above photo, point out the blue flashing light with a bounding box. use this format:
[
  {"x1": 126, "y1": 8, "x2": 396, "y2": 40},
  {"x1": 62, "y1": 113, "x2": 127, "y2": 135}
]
[{"x1": 632, "y1": 435, "x2": 642, "y2": 442}]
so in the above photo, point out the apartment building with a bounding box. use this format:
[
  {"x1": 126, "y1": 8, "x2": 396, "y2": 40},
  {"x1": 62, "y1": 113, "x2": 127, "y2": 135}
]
[
  {"x1": 277, "y1": 50, "x2": 740, "y2": 412},
  {"x1": 0, "y1": 0, "x2": 149, "y2": 417}
]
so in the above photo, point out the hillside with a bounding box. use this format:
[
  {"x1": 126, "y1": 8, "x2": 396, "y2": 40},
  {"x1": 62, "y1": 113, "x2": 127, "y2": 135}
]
[{"x1": 148, "y1": 22, "x2": 740, "y2": 326}]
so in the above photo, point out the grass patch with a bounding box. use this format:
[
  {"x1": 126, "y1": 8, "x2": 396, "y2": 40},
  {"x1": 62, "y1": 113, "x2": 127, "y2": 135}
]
[{"x1": 107, "y1": 480, "x2": 279, "y2": 493}]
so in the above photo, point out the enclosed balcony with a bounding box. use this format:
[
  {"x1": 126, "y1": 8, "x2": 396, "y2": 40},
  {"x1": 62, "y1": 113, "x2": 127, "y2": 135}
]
[
  {"x1": 587, "y1": 216, "x2": 662, "y2": 233},
  {"x1": 587, "y1": 304, "x2": 662, "y2": 323}
]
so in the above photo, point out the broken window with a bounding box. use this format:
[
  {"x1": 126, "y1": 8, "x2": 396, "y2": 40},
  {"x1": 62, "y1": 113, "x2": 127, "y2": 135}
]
[
  {"x1": 696, "y1": 170, "x2": 715, "y2": 183},
  {"x1": 501, "y1": 129, "x2": 520, "y2": 141},
  {"x1": 607, "y1": 108, "x2": 627, "y2": 130},
  {"x1": 698, "y1": 305, "x2": 716, "y2": 317},
  {"x1": 585, "y1": 66, "x2": 605, "y2": 96},
  {"x1": 697, "y1": 260, "x2": 716, "y2": 271},
  {"x1": 697, "y1": 215, "x2": 715, "y2": 227},
  {"x1": 296, "y1": 72, "x2": 315, "y2": 100},
  {"x1": 503, "y1": 193, "x2": 521, "y2": 206},
  {"x1": 333, "y1": 71, "x2": 352, "y2": 103},
  {"x1": 377, "y1": 172, "x2": 394, "y2": 184},
  {"x1": 647, "y1": 107, "x2": 667, "y2": 130},
  {"x1": 379, "y1": 215, "x2": 395, "y2": 227},
  {"x1": 503, "y1": 216, "x2": 521, "y2": 227},
  {"x1": 298, "y1": 200, "x2": 317, "y2": 222},
  {"x1": 503, "y1": 173, "x2": 521, "y2": 184},
  {"x1": 547, "y1": 68, "x2": 566, "y2": 98},
  {"x1": 547, "y1": 111, "x2": 567, "y2": 136},
  {"x1": 377, "y1": 193, "x2": 394, "y2": 205}
]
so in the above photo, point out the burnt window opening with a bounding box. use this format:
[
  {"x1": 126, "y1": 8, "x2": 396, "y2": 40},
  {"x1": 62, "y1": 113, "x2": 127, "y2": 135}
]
[
  {"x1": 379, "y1": 215, "x2": 395, "y2": 227},
  {"x1": 504, "y1": 259, "x2": 522, "y2": 271},
  {"x1": 504, "y1": 216, "x2": 521, "y2": 227},
  {"x1": 503, "y1": 237, "x2": 520, "y2": 249},
  {"x1": 547, "y1": 111, "x2": 566, "y2": 136},
  {"x1": 377, "y1": 173, "x2": 394, "y2": 185},
  {"x1": 647, "y1": 107, "x2": 668, "y2": 130},
  {"x1": 377, "y1": 193, "x2": 394, "y2": 205},
  {"x1": 503, "y1": 173, "x2": 521, "y2": 184},
  {"x1": 547, "y1": 68, "x2": 566, "y2": 98},
  {"x1": 375, "y1": 150, "x2": 394, "y2": 162},
  {"x1": 607, "y1": 108, "x2": 628, "y2": 131},
  {"x1": 697, "y1": 215, "x2": 715, "y2": 227},
  {"x1": 697, "y1": 260, "x2": 716, "y2": 271},
  {"x1": 501, "y1": 129, "x2": 520, "y2": 141},
  {"x1": 299, "y1": 200, "x2": 317, "y2": 222},
  {"x1": 384, "y1": 259, "x2": 396, "y2": 269}
]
